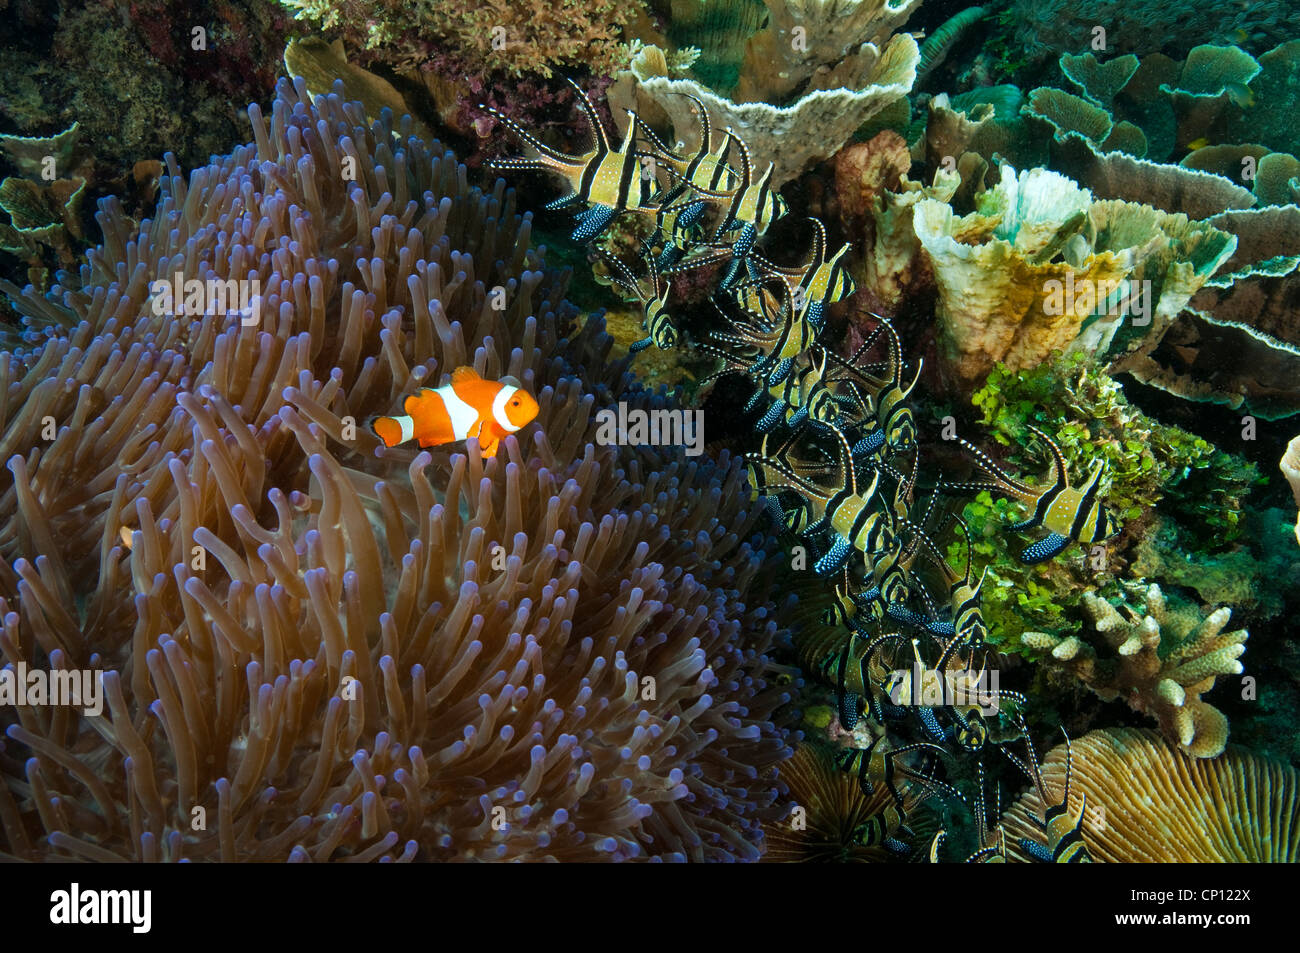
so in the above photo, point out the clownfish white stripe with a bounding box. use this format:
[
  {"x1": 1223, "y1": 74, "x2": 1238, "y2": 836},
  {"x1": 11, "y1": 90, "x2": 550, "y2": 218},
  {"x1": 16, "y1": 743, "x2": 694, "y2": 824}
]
[
  {"x1": 440, "y1": 385, "x2": 482, "y2": 439},
  {"x1": 397, "y1": 415, "x2": 416, "y2": 443},
  {"x1": 492, "y1": 385, "x2": 522, "y2": 432}
]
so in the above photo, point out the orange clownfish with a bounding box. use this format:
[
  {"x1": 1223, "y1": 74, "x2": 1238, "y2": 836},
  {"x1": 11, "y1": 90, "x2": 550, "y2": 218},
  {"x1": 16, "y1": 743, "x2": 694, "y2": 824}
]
[{"x1": 370, "y1": 366, "x2": 539, "y2": 458}]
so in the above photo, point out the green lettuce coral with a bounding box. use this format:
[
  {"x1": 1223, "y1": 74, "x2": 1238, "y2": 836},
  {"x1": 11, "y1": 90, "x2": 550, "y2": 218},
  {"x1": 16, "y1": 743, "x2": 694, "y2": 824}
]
[
  {"x1": 971, "y1": 352, "x2": 1255, "y2": 532},
  {"x1": 955, "y1": 351, "x2": 1259, "y2": 650}
]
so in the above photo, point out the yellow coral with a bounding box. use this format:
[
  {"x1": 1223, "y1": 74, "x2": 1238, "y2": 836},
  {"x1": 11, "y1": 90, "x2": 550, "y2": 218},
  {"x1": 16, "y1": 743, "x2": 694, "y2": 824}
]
[
  {"x1": 731, "y1": 0, "x2": 922, "y2": 103},
  {"x1": 914, "y1": 164, "x2": 1237, "y2": 389}
]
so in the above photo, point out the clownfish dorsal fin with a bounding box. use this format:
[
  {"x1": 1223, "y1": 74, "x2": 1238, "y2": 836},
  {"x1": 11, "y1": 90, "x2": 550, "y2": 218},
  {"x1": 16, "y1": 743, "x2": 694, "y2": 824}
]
[
  {"x1": 451, "y1": 366, "x2": 482, "y2": 386},
  {"x1": 403, "y1": 388, "x2": 436, "y2": 414}
]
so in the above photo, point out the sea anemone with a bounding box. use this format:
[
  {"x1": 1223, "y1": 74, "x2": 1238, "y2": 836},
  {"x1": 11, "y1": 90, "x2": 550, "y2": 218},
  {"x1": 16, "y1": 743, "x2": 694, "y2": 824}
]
[{"x1": 0, "y1": 78, "x2": 796, "y2": 862}]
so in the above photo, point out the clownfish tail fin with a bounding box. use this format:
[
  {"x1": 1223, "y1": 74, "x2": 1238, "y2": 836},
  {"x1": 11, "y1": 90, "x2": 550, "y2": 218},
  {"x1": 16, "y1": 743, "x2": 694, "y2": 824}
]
[{"x1": 371, "y1": 414, "x2": 412, "y2": 448}]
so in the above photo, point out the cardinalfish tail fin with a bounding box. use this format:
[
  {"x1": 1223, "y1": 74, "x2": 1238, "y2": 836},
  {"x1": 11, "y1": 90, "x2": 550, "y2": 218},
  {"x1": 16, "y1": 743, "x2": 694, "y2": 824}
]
[{"x1": 371, "y1": 414, "x2": 413, "y2": 448}]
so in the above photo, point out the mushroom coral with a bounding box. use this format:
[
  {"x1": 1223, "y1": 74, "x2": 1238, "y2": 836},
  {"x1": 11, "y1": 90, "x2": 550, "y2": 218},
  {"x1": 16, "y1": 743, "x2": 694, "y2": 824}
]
[
  {"x1": 761, "y1": 742, "x2": 921, "y2": 863},
  {"x1": 998, "y1": 728, "x2": 1299, "y2": 862},
  {"x1": 0, "y1": 79, "x2": 798, "y2": 862}
]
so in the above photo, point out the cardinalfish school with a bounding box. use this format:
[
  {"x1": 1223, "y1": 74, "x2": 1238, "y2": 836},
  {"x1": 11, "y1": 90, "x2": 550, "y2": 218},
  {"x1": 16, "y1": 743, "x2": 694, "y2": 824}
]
[{"x1": 486, "y1": 78, "x2": 1129, "y2": 862}]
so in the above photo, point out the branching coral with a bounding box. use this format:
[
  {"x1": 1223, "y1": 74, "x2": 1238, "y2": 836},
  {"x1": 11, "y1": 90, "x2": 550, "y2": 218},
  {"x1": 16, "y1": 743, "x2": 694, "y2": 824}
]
[
  {"x1": 1022, "y1": 585, "x2": 1247, "y2": 758},
  {"x1": 998, "y1": 729, "x2": 1299, "y2": 862},
  {"x1": 0, "y1": 79, "x2": 798, "y2": 861}
]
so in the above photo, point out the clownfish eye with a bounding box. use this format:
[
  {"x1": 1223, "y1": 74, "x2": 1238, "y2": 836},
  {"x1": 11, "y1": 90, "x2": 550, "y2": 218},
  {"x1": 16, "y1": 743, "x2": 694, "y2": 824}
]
[{"x1": 511, "y1": 398, "x2": 521, "y2": 407}]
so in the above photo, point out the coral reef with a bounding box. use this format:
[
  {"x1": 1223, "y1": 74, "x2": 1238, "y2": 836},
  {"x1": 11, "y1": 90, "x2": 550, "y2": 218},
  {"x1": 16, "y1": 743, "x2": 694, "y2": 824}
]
[
  {"x1": 1022, "y1": 585, "x2": 1247, "y2": 758},
  {"x1": 0, "y1": 79, "x2": 798, "y2": 861},
  {"x1": 915, "y1": 6, "x2": 988, "y2": 86},
  {"x1": 1045, "y1": 134, "x2": 1257, "y2": 218},
  {"x1": 912, "y1": 164, "x2": 1235, "y2": 390},
  {"x1": 998, "y1": 729, "x2": 1299, "y2": 862},
  {"x1": 2, "y1": 0, "x2": 1296, "y2": 870},
  {"x1": 955, "y1": 351, "x2": 1261, "y2": 650},
  {"x1": 833, "y1": 130, "x2": 954, "y2": 311},
  {"x1": 660, "y1": 0, "x2": 768, "y2": 94},
  {"x1": 1059, "y1": 52, "x2": 1141, "y2": 110},
  {"x1": 607, "y1": 1, "x2": 922, "y2": 189},
  {"x1": 0, "y1": 173, "x2": 85, "y2": 268},
  {"x1": 0, "y1": 1, "x2": 290, "y2": 173},
  {"x1": 925, "y1": 86, "x2": 1044, "y2": 174},
  {"x1": 1006, "y1": 0, "x2": 1300, "y2": 63},
  {"x1": 1114, "y1": 205, "x2": 1300, "y2": 419},
  {"x1": 970, "y1": 353, "x2": 1254, "y2": 536},
  {"x1": 730, "y1": 0, "x2": 920, "y2": 103},
  {"x1": 279, "y1": 0, "x2": 642, "y2": 79}
]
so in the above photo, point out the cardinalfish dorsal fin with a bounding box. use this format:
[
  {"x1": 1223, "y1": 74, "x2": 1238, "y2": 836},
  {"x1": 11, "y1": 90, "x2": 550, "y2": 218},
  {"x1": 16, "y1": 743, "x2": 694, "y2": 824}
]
[
  {"x1": 482, "y1": 106, "x2": 589, "y2": 171},
  {"x1": 1025, "y1": 424, "x2": 1070, "y2": 491},
  {"x1": 806, "y1": 217, "x2": 827, "y2": 267},
  {"x1": 629, "y1": 111, "x2": 683, "y2": 164},
  {"x1": 594, "y1": 247, "x2": 645, "y2": 300},
  {"x1": 563, "y1": 76, "x2": 610, "y2": 153}
]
